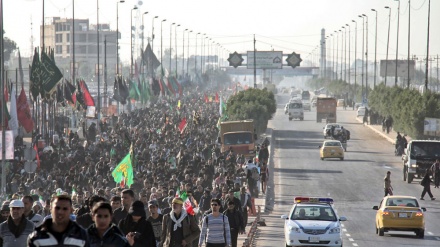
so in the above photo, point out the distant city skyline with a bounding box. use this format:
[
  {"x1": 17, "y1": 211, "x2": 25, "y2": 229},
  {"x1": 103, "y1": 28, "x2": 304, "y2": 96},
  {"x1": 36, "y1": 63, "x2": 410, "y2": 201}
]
[{"x1": 3, "y1": 0, "x2": 439, "y2": 68}]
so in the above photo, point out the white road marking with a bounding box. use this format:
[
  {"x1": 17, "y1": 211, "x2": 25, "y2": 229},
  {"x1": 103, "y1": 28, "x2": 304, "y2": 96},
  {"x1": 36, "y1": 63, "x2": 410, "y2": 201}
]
[
  {"x1": 345, "y1": 233, "x2": 351, "y2": 237},
  {"x1": 342, "y1": 228, "x2": 347, "y2": 232},
  {"x1": 349, "y1": 238, "x2": 354, "y2": 242},
  {"x1": 353, "y1": 244, "x2": 358, "y2": 247},
  {"x1": 435, "y1": 237, "x2": 440, "y2": 240},
  {"x1": 383, "y1": 165, "x2": 392, "y2": 169},
  {"x1": 341, "y1": 224, "x2": 345, "y2": 227},
  {"x1": 427, "y1": 231, "x2": 433, "y2": 235}
]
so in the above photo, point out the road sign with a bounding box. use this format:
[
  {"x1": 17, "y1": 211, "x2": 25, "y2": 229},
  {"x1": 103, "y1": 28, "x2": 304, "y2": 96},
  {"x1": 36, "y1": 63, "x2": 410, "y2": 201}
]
[
  {"x1": 24, "y1": 147, "x2": 37, "y2": 161},
  {"x1": 286, "y1": 52, "x2": 302, "y2": 68},
  {"x1": 247, "y1": 51, "x2": 283, "y2": 69},
  {"x1": 24, "y1": 161, "x2": 37, "y2": 173},
  {"x1": 227, "y1": 52, "x2": 244, "y2": 68}
]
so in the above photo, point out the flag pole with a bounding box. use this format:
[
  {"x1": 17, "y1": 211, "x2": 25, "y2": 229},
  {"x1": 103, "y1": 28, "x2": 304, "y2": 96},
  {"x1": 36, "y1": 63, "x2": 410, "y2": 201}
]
[{"x1": 0, "y1": 0, "x2": 7, "y2": 196}]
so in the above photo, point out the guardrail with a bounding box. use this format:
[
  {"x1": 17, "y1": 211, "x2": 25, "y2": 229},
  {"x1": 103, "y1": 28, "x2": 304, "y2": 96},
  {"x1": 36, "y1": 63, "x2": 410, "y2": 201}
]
[{"x1": 242, "y1": 206, "x2": 261, "y2": 247}]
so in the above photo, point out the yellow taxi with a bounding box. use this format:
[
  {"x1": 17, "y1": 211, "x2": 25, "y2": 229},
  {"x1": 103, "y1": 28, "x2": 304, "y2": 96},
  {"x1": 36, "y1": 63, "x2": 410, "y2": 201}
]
[
  {"x1": 373, "y1": 196, "x2": 426, "y2": 238},
  {"x1": 319, "y1": 140, "x2": 344, "y2": 161}
]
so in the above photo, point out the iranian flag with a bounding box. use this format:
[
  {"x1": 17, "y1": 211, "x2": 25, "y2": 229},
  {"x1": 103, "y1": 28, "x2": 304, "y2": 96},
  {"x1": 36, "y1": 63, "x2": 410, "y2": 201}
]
[{"x1": 176, "y1": 188, "x2": 195, "y2": 215}]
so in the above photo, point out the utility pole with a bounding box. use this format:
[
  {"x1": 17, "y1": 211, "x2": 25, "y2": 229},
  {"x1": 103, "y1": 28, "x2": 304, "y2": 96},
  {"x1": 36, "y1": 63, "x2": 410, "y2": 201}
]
[
  {"x1": 385, "y1": 6, "x2": 392, "y2": 86},
  {"x1": 359, "y1": 15, "x2": 365, "y2": 98},
  {"x1": 425, "y1": 0, "x2": 431, "y2": 91},
  {"x1": 347, "y1": 24, "x2": 350, "y2": 85},
  {"x1": 363, "y1": 14, "x2": 368, "y2": 98},
  {"x1": 371, "y1": 9, "x2": 378, "y2": 89}
]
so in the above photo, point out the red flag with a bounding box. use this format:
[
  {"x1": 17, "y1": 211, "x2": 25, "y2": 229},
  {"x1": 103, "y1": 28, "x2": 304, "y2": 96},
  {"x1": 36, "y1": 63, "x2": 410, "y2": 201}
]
[
  {"x1": 215, "y1": 92, "x2": 219, "y2": 103},
  {"x1": 178, "y1": 118, "x2": 187, "y2": 134},
  {"x1": 120, "y1": 177, "x2": 125, "y2": 188},
  {"x1": 204, "y1": 93, "x2": 208, "y2": 103},
  {"x1": 17, "y1": 87, "x2": 34, "y2": 132},
  {"x1": 158, "y1": 79, "x2": 164, "y2": 94},
  {"x1": 79, "y1": 80, "x2": 95, "y2": 106},
  {"x1": 34, "y1": 144, "x2": 40, "y2": 168}
]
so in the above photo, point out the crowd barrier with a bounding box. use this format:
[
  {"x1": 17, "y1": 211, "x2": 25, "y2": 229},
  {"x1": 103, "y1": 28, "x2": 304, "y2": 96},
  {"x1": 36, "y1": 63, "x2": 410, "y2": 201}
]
[{"x1": 242, "y1": 205, "x2": 261, "y2": 247}]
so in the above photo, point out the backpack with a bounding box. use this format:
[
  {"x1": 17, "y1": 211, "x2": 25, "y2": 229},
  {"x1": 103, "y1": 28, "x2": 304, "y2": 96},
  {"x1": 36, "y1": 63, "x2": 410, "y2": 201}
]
[{"x1": 251, "y1": 167, "x2": 260, "y2": 181}]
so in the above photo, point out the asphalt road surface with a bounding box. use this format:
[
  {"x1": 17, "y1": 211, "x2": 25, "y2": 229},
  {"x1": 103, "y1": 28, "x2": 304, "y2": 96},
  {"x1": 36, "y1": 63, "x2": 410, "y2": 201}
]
[{"x1": 256, "y1": 94, "x2": 440, "y2": 247}]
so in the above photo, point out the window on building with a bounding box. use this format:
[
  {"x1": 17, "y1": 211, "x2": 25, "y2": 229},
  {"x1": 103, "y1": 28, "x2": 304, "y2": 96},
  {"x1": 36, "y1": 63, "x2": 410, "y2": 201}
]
[
  {"x1": 67, "y1": 34, "x2": 70, "y2": 42},
  {"x1": 56, "y1": 45, "x2": 62, "y2": 54},
  {"x1": 66, "y1": 45, "x2": 70, "y2": 54}
]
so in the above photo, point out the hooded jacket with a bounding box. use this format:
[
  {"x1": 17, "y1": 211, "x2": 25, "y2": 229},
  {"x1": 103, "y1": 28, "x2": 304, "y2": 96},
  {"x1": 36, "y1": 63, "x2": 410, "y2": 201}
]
[
  {"x1": 87, "y1": 223, "x2": 130, "y2": 247},
  {"x1": 118, "y1": 215, "x2": 156, "y2": 247}
]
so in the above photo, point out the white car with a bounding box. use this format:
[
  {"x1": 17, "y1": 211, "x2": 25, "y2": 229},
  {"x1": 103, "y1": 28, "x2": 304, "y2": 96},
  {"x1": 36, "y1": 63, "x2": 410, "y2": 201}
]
[
  {"x1": 323, "y1": 124, "x2": 342, "y2": 139},
  {"x1": 357, "y1": 106, "x2": 367, "y2": 117},
  {"x1": 281, "y1": 197, "x2": 347, "y2": 247}
]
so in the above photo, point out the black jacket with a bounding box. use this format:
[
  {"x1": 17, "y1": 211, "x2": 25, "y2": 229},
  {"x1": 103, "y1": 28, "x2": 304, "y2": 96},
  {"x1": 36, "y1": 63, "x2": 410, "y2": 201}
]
[
  {"x1": 76, "y1": 212, "x2": 94, "y2": 229},
  {"x1": 28, "y1": 218, "x2": 90, "y2": 247},
  {"x1": 421, "y1": 174, "x2": 433, "y2": 187},
  {"x1": 118, "y1": 215, "x2": 156, "y2": 247},
  {"x1": 113, "y1": 207, "x2": 128, "y2": 225},
  {"x1": 223, "y1": 209, "x2": 245, "y2": 232},
  {"x1": 88, "y1": 223, "x2": 131, "y2": 247}
]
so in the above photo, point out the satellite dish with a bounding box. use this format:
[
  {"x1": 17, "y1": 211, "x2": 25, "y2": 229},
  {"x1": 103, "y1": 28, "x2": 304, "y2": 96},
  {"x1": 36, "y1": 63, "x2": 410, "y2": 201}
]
[{"x1": 138, "y1": 1, "x2": 143, "y2": 5}]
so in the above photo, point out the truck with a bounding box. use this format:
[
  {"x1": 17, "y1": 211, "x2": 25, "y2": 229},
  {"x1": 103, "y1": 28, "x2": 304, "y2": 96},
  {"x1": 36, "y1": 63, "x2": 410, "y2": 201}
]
[
  {"x1": 316, "y1": 97, "x2": 337, "y2": 123},
  {"x1": 301, "y1": 90, "x2": 310, "y2": 100},
  {"x1": 218, "y1": 120, "x2": 257, "y2": 157},
  {"x1": 402, "y1": 140, "x2": 440, "y2": 183}
]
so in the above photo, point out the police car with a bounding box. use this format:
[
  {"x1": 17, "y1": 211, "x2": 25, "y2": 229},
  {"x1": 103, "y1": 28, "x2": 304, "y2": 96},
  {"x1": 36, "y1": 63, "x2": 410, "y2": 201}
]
[{"x1": 281, "y1": 197, "x2": 347, "y2": 247}]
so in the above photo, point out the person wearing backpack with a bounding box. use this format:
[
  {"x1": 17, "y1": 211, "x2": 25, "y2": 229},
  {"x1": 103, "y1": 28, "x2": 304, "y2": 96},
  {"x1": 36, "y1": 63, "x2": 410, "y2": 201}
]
[
  {"x1": 223, "y1": 201, "x2": 245, "y2": 247},
  {"x1": 198, "y1": 198, "x2": 231, "y2": 247}
]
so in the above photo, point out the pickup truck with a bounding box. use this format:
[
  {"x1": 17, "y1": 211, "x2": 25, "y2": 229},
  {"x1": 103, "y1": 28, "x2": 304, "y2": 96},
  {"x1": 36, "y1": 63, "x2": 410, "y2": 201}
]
[{"x1": 402, "y1": 140, "x2": 440, "y2": 183}]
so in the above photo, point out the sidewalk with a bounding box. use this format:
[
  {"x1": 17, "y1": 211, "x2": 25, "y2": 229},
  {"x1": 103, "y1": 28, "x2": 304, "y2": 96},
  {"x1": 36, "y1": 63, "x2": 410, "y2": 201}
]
[{"x1": 355, "y1": 116, "x2": 413, "y2": 145}]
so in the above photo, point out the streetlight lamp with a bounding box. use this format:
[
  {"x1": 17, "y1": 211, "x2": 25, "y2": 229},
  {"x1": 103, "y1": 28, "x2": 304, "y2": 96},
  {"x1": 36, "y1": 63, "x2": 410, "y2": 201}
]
[
  {"x1": 170, "y1": 22, "x2": 175, "y2": 73},
  {"x1": 385, "y1": 6, "x2": 392, "y2": 86},
  {"x1": 116, "y1": 1, "x2": 126, "y2": 74},
  {"x1": 151, "y1": 16, "x2": 159, "y2": 51},
  {"x1": 352, "y1": 19, "x2": 357, "y2": 101},
  {"x1": 130, "y1": 5, "x2": 138, "y2": 78},
  {"x1": 395, "y1": 0, "x2": 401, "y2": 86},
  {"x1": 358, "y1": 15, "x2": 365, "y2": 98},
  {"x1": 160, "y1": 19, "x2": 166, "y2": 67},
  {"x1": 371, "y1": 9, "x2": 378, "y2": 88}
]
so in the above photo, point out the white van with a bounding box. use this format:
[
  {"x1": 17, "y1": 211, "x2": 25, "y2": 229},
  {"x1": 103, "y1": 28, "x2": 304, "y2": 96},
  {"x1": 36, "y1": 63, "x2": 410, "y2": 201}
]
[
  {"x1": 357, "y1": 106, "x2": 367, "y2": 117},
  {"x1": 288, "y1": 101, "x2": 304, "y2": 121}
]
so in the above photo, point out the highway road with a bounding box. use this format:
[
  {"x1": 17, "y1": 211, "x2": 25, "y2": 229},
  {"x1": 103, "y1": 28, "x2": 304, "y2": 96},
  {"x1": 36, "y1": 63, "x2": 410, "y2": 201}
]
[{"x1": 256, "y1": 94, "x2": 440, "y2": 247}]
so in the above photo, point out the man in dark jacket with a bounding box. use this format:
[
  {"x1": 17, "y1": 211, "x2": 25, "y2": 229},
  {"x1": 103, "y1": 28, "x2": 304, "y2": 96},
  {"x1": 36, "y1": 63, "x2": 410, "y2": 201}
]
[
  {"x1": 225, "y1": 189, "x2": 242, "y2": 213},
  {"x1": 113, "y1": 189, "x2": 135, "y2": 224},
  {"x1": 223, "y1": 201, "x2": 245, "y2": 247},
  {"x1": 420, "y1": 170, "x2": 436, "y2": 200},
  {"x1": 76, "y1": 195, "x2": 106, "y2": 229},
  {"x1": 118, "y1": 200, "x2": 156, "y2": 247},
  {"x1": 28, "y1": 195, "x2": 90, "y2": 246}
]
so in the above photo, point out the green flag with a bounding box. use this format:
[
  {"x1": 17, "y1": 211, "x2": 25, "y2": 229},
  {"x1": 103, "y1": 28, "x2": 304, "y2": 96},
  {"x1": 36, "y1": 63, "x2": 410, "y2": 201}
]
[
  {"x1": 112, "y1": 153, "x2": 134, "y2": 187},
  {"x1": 129, "y1": 80, "x2": 140, "y2": 101},
  {"x1": 142, "y1": 79, "x2": 150, "y2": 103},
  {"x1": 40, "y1": 50, "x2": 63, "y2": 97}
]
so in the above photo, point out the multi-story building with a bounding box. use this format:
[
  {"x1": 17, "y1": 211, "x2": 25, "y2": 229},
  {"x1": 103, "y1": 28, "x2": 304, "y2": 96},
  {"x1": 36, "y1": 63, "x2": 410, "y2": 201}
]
[{"x1": 41, "y1": 17, "x2": 120, "y2": 81}]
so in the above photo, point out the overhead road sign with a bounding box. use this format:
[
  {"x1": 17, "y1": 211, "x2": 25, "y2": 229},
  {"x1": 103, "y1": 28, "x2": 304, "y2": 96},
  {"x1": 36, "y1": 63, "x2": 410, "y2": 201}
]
[
  {"x1": 286, "y1": 52, "x2": 302, "y2": 69},
  {"x1": 247, "y1": 51, "x2": 283, "y2": 69},
  {"x1": 227, "y1": 52, "x2": 244, "y2": 68}
]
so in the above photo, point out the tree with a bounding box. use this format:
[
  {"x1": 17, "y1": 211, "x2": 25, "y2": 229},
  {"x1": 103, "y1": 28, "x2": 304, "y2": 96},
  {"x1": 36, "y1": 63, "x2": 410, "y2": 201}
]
[
  {"x1": 226, "y1": 88, "x2": 276, "y2": 134},
  {"x1": 1, "y1": 30, "x2": 18, "y2": 63}
]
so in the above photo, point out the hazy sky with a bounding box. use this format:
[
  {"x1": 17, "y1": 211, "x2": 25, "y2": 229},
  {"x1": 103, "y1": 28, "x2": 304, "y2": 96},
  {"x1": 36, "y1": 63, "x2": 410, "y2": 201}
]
[{"x1": 4, "y1": 0, "x2": 439, "y2": 67}]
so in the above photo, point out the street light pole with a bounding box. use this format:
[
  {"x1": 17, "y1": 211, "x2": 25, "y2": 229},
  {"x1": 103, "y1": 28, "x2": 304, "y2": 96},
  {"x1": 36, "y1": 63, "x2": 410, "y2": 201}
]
[
  {"x1": 395, "y1": 0, "x2": 401, "y2": 86},
  {"x1": 352, "y1": 20, "x2": 357, "y2": 100},
  {"x1": 363, "y1": 14, "x2": 368, "y2": 97},
  {"x1": 195, "y1": 32, "x2": 200, "y2": 76},
  {"x1": 342, "y1": 26, "x2": 346, "y2": 82},
  {"x1": 359, "y1": 15, "x2": 365, "y2": 98},
  {"x1": 335, "y1": 30, "x2": 339, "y2": 80},
  {"x1": 141, "y1": 11, "x2": 148, "y2": 76},
  {"x1": 97, "y1": 0, "x2": 101, "y2": 124},
  {"x1": 160, "y1": 19, "x2": 166, "y2": 67},
  {"x1": 346, "y1": 24, "x2": 350, "y2": 85},
  {"x1": 116, "y1": 0, "x2": 124, "y2": 76},
  {"x1": 371, "y1": 9, "x2": 378, "y2": 88},
  {"x1": 187, "y1": 30, "x2": 192, "y2": 76},
  {"x1": 130, "y1": 5, "x2": 138, "y2": 78},
  {"x1": 182, "y1": 28, "x2": 187, "y2": 76},
  {"x1": 151, "y1": 16, "x2": 158, "y2": 51},
  {"x1": 385, "y1": 6, "x2": 392, "y2": 86},
  {"x1": 407, "y1": 0, "x2": 411, "y2": 88},
  {"x1": 425, "y1": 0, "x2": 431, "y2": 91},
  {"x1": 175, "y1": 24, "x2": 179, "y2": 77},
  {"x1": 170, "y1": 23, "x2": 175, "y2": 74}
]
